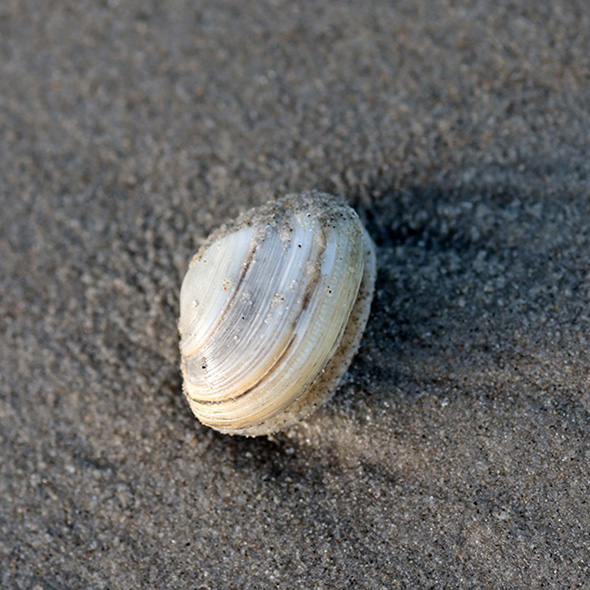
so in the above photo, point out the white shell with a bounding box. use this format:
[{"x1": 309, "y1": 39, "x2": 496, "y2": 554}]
[{"x1": 178, "y1": 191, "x2": 376, "y2": 436}]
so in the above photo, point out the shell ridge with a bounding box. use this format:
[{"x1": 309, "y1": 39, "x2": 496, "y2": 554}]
[
  {"x1": 195, "y1": 222, "x2": 364, "y2": 428},
  {"x1": 245, "y1": 226, "x2": 377, "y2": 435},
  {"x1": 189, "y1": 333, "x2": 298, "y2": 406},
  {"x1": 186, "y1": 220, "x2": 323, "y2": 400},
  {"x1": 197, "y1": 218, "x2": 328, "y2": 400}
]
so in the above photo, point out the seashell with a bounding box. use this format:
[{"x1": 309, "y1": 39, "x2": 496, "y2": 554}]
[{"x1": 178, "y1": 190, "x2": 376, "y2": 436}]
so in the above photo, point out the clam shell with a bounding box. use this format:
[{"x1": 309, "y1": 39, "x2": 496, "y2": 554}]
[{"x1": 179, "y1": 191, "x2": 376, "y2": 436}]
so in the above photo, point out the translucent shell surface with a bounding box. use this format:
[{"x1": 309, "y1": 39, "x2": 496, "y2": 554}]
[{"x1": 179, "y1": 191, "x2": 376, "y2": 436}]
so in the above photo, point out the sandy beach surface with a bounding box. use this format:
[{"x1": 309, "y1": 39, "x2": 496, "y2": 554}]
[{"x1": 1, "y1": 1, "x2": 589, "y2": 588}]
